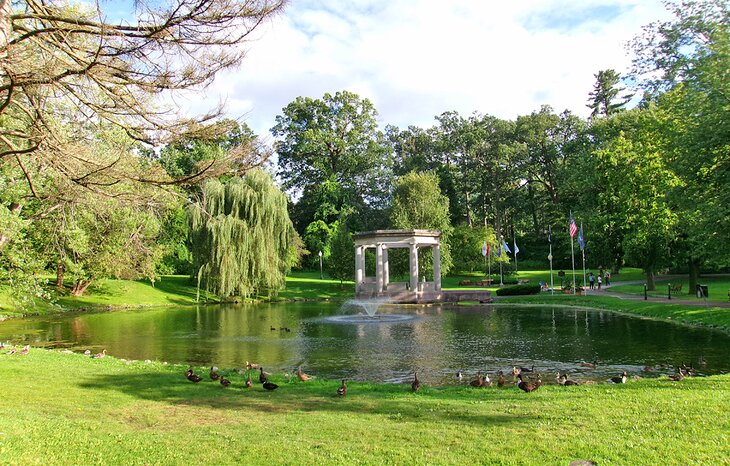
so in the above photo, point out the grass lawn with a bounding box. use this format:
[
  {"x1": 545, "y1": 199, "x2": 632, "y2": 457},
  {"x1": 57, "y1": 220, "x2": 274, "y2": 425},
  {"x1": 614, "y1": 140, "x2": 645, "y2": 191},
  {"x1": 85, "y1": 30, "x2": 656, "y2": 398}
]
[{"x1": 1, "y1": 349, "x2": 728, "y2": 465}]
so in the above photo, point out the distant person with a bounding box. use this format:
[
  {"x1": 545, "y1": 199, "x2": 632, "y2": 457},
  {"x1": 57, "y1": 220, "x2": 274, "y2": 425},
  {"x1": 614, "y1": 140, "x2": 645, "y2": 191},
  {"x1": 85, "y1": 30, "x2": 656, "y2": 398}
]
[
  {"x1": 588, "y1": 272, "x2": 595, "y2": 290},
  {"x1": 597, "y1": 275, "x2": 602, "y2": 290},
  {"x1": 558, "y1": 270, "x2": 565, "y2": 287},
  {"x1": 604, "y1": 271, "x2": 611, "y2": 286}
]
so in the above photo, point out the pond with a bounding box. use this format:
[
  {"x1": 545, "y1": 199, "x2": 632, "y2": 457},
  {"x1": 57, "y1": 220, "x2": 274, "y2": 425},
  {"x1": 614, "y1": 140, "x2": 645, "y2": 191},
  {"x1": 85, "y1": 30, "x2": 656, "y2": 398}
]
[{"x1": 1, "y1": 302, "x2": 728, "y2": 385}]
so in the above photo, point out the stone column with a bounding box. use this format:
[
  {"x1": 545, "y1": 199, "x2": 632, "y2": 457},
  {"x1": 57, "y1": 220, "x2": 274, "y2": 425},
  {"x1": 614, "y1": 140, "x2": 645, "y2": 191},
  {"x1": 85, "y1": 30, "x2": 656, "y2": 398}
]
[
  {"x1": 433, "y1": 244, "x2": 442, "y2": 291},
  {"x1": 383, "y1": 246, "x2": 389, "y2": 290},
  {"x1": 409, "y1": 243, "x2": 419, "y2": 292},
  {"x1": 355, "y1": 246, "x2": 364, "y2": 293},
  {"x1": 376, "y1": 244, "x2": 384, "y2": 294}
]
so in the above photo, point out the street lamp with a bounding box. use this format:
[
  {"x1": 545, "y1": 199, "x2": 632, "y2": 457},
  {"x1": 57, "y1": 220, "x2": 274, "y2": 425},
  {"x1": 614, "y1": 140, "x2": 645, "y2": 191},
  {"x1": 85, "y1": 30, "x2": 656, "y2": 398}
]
[{"x1": 318, "y1": 250, "x2": 323, "y2": 279}]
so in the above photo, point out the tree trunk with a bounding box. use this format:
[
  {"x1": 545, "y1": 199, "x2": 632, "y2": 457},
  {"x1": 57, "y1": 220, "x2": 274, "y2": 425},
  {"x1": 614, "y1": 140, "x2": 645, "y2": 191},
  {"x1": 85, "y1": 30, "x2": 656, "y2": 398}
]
[
  {"x1": 688, "y1": 257, "x2": 700, "y2": 296},
  {"x1": 645, "y1": 265, "x2": 656, "y2": 291},
  {"x1": 465, "y1": 191, "x2": 472, "y2": 227},
  {"x1": 56, "y1": 263, "x2": 65, "y2": 288},
  {"x1": 71, "y1": 277, "x2": 94, "y2": 296},
  {"x1": 0, "y1": 0, "x2": 10, "y2": 57}
]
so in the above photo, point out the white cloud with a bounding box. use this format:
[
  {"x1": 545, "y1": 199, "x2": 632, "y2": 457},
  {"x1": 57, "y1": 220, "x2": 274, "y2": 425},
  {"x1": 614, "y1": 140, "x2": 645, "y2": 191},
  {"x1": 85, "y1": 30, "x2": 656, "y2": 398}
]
[{"x1": 176, "y1": 0, "x2": 670, "y2": 138}]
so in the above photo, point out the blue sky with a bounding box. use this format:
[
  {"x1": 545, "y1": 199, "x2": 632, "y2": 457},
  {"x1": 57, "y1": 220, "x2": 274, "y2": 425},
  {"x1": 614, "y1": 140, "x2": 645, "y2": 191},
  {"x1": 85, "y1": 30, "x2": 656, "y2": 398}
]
[{"x1": 108, "y1": 0, "x2": 670, "y2": 139}]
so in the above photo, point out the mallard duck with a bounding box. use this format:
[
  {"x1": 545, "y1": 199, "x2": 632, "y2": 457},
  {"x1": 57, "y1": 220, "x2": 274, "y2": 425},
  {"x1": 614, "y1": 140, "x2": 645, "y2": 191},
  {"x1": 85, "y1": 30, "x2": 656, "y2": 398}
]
[
  {"x1": 512, "y1": 366, "x2": 521, "y2": 377},
  {"x1": 559, "y1": 372, "x2": 579, "y2": 386},
  {"x1": 296, "y1": 366, "x2": 311, "y2": 382},
  {"x1": 470, "y1": 372, "x2": 483, "y2": 387},
  {"x1": 497, "y1": 371, "x2": 505, "y2": 388},
  {"x1": 411, "y1": 372, "x2": 421, "y2": 392},
  {"x1": 245, "y1": 371, "x2": 253, "y2": 388},
  {"x1": 19, "y1": 345, "x2": 30, "y2": 356},
  {"x1": 456, "y1": 371, "x2": 463, "y2": 381},
  {"x1": 93, "y1": 349, "x2": 107, "y2": 359},
  {"x1": 263, "y1": 380, "x2": 278, "y2": 391},
  {"x1": 519, "y1": 365, "x2": 535, "y2": 373},
  {"x1": 83, "y1": 349, "x2": 92, "y2": 356},
  {"x1": 517, "y1": 374, "x2": 540, "y2": 393},
  {"x1": 259, "y1": 367, "x2": 271, "y2": 383},
  {"x1": 246, "y1": 361, "x2": 259, "y2": 370},
  {"x1": 555, "y1": 372, "x2": 564, "y2": 385},
  {"x1": 337, "y1": 379, "x2": 347, "y2": 397},
  {"x1": 580, "y1": 360, "x2": 597, "y2": 369},
  {"x1": 482, "y1": 373, "x2": 492, "y2": 387},
  {"x1": 610, "y1": 371, "x2": 628, "y2": 384},
  {"x1": 209, "y1": 366, "x2": 220, "y2": 381},
  {"x1": 187, "y1": 372, "x2": 203, "y2": 383},
  {"x1": 220, "y1": 376, "x2": 231, "y2": 387},
  {"x1": 184, "y1": 367, "x2": 194, "y2": 378},
  {"x1": 5, "y1": 345, "x2": 16, "y2": 355}
]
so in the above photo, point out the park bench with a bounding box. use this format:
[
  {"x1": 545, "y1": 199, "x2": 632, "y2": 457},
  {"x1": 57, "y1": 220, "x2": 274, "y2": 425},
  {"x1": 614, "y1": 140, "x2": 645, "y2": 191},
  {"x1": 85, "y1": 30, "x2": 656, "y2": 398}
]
[
  {"x1": 669, "y1": 283, "x2": 682, "y2": 293},
  {"x1": 517, "y1": 279, "x2": 530, "y2": 285},
  {"x1": 460, "y1": 279, "x2": 493, "y2": 286}
]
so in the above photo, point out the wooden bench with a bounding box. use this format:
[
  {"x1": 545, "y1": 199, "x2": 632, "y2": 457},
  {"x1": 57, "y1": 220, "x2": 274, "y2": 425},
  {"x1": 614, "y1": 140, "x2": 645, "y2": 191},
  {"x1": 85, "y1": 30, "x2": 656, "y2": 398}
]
[
  {"x1": 669, "y1": 283, "x2": 682, "y2": 293},
  {"x1": 517, "y1": 279, "x2": 530, "y2": 285},
  {"x1": 459, "y1": 279, "x2": 493, "y2": 287}
]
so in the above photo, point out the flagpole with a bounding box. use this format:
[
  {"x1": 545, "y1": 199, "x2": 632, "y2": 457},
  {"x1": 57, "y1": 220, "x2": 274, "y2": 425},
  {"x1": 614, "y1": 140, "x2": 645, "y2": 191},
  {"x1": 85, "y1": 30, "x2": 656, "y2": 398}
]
[
  {"x1": 488, "y1": 248, "x2": 491, "y2": 282},
  {"x1": 570, "y1": 213, "x2": 576, "y2": 295},
  {"x1": 548, "y1": 226, "x2": 554, "y2": 295}
]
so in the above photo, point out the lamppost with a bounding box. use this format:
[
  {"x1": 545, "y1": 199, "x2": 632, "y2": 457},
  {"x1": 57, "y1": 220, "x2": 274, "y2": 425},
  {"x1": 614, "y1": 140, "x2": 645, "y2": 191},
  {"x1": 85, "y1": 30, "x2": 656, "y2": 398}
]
[{"x1": 318, "y1": 250, "x2": 323, "y2": 279}]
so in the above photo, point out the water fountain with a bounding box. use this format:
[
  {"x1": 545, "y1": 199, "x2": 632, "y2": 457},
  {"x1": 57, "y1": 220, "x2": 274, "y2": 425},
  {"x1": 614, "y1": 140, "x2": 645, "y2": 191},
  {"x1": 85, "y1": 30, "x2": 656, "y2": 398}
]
[{"x1": 323, "y1": 298, "x2": 416, "y2": 324}]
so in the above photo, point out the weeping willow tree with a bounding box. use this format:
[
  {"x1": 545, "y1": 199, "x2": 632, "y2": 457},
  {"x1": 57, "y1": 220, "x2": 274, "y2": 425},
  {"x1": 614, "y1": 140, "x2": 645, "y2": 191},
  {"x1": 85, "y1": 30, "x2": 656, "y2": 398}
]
[{"x1": 189, "y1": 169, "x2": 294, "y2": 298}]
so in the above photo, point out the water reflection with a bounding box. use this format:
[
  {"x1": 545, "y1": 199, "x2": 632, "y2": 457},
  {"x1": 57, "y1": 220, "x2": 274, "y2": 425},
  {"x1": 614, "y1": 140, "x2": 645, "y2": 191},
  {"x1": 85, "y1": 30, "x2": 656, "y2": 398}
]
[{"x1": 0, "y1": 303, "x2": 728, "y2": 385}]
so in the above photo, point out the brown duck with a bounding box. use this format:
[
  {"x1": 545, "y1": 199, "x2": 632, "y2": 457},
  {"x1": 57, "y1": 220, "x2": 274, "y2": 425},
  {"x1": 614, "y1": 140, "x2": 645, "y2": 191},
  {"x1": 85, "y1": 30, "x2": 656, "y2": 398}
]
[
  {"x1": 497, "y1": 371, "x2": 505, "y2": 388},
  {"x1": 517, "y1": 374, "x2": 540, "y2": 393},
  {"x1": 209, "y1": 366, "x2": 220, "y2": 381},
  {"x1": 245, "y1": 371, "x2": 253, "y2": 388},
  {"x1": 263, "y1": 380, "x2": 278, "y2": 391},
  {"x1": 411, "y1": 372, "x2": 422, "y2": 392},
  {"x1": 259, "y1": 367, "x2": 271, "y2": 383},
  {"x1": 337, "y1": 379, "x2": 347, "y2": 397},
  {"x1": 296, "y1": 366, "x2": 311, "y2": 382},
  {"x1": 220, "y1": 376, "x2": 231, "y2": 388}
]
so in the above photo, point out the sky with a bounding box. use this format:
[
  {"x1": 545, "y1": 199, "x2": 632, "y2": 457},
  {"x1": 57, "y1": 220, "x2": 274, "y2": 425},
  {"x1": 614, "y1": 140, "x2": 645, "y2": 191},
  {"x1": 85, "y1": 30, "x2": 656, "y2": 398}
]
[{"x1": 172, "y1": 0, "x2": 670, "y2": 141}]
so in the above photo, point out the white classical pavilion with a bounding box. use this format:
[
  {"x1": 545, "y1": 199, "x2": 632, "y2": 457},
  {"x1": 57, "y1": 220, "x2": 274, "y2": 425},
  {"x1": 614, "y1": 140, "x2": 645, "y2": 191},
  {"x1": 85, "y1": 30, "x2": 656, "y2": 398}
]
[{"x1": 353, "y1": 229, "x2": 442, "y2": 301}]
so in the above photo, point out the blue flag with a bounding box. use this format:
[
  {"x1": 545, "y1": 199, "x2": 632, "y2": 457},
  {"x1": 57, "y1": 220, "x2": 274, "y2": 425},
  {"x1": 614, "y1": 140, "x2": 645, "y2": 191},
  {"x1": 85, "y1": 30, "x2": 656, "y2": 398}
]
[
  {"x1": 513, "y1": 239, "x2": 520, "y2": 256},
  {"x1": 502, "y1": 240, "x2": 511, "y2": 254},
  {"x1": 578, "y1": 225, "x2": 585, "y2": 251}
]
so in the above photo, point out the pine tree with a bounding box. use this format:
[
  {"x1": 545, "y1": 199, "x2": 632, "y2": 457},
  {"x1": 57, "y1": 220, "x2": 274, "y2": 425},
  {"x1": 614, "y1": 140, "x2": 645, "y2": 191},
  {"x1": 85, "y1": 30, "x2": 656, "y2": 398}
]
[{"x1": 587, "y1": 69, "x2": 634, "y2": 117}]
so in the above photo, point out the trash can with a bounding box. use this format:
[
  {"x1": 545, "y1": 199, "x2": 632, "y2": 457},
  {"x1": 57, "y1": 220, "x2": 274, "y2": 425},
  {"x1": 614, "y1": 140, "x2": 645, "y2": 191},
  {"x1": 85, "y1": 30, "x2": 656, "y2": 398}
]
[{"x1": 696, "y1": 284, "x2": 709, "y2": 299}]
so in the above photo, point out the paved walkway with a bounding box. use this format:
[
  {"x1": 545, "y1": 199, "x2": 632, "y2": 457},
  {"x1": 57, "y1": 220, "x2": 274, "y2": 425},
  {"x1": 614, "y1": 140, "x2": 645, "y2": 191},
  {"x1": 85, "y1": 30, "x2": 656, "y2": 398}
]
[{"x1": 584, "y1": 280, "x2": 730, "y2": 309}]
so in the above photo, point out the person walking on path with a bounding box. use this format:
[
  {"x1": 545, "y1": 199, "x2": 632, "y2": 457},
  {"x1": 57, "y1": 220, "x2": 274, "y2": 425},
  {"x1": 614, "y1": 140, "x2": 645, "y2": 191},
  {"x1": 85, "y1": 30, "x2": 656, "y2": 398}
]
[
  {"x1": 589, "y1": 272, "x2": 595, "y2": 290},
  {"x1": 597, "y1": 275, "x2": 602, "y2": 290},
  {"x1": 604, "y1": 271, "x2": 610, "y2": 286}
]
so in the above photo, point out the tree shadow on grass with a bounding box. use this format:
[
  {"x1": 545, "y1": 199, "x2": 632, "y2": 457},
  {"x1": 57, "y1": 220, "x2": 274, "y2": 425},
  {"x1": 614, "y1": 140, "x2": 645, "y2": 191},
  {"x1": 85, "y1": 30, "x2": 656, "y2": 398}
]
[{"x1": 78, "y1": 371, "x2": 521, "y2": 428}]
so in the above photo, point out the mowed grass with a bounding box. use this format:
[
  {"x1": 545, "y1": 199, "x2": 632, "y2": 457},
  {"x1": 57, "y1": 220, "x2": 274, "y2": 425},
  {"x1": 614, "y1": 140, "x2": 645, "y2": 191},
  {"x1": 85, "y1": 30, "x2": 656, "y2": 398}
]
[
  {"x1": 609, "y1": 276, "x2": 730, "y2": 304},
  {"x1": 0, "y1": 349, "x2": 728, "y2": 465}
]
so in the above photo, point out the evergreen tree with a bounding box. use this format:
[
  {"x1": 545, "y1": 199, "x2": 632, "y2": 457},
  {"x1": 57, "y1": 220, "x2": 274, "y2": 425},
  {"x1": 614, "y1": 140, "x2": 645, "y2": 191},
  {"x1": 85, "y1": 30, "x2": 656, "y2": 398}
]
[
  {"x1": 188, "y1": 169, "x2": 294, "y2": 298},
  {"x1": 327, "y1": 217, "x2": 355, "y2": 284},
  {"x1": 587, "y1": 69, "x2": 634, "y2": 117}
]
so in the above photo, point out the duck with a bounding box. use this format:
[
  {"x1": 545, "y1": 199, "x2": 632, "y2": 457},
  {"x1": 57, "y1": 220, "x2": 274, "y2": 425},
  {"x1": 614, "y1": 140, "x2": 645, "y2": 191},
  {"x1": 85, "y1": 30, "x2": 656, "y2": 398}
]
[
  {"x1": 83, "y1": 349, "x2": 92, "y2": 356},
  {"x1": 209, "y1": 366, "x2": 220, "y2": 381},
  {"x1": 580, "y1": 360, "x2": 598, "y2": 369},
  {"x1": 668, "y1": 371, "x2": 684, "y2": 382},
  {"x1": 555, "y1": 372, "x2": 564, "y2": 385},
  {"x1": 497, "y1": 371, "x2": 505, "y2": 388},
  {"x1": 610, "y1": 371, "x2": 628, "y2": 384},
  {"x1": 642, "y1": 365, "x2": 657, "y2": 373},
  {"x1": 184, "y1": 367, "x2": 194, "y2": 378},
  {"x1": 259, "y1": 367, "x2": 271, "y2": 383},
  {"x1": 296, "y1": 366, "x2": 311, "y2": 382},
  {"x1": 411, "y1": 372, "x2": 421, "y2": 392},
  {"x1": 512, "y1": 367, "x2": 521, "y2": 378},
  {"x1": 187, "y1": 371, "x2": 203, "y2": 383},
  {"x1": 93, "y1": 349, "x2": 107, "y2": 359},
  {"x1": 456, "y1": 371, "x2": 463, "y2": 381},
  {"x1": 698, "y1": 355, "x2": 707, "y2": 367},
  {"x1": 246, "y1": 361, "x2": 259, "y2": 370},
  {"x1": 482, "y1": 373, "x2": 493, "y2": 387},
  {"x1": 219, "y1": 376, "x2": 231, "y2": 388},
  {"x1": 245, "y1": 371, "x2": 253, "y2": 388},
  {"x1": 517, "y1": 374, "x2": 540, "y2": 393},
  {"x1": 270, "y1": 326, "x2": 277, "y2": 331},
  {"x1": 284, "y1": 327, "x2": 291, "y2": 332},
  {"x1": 470, "y1": 372, "x2": 484, "y2": 388},
  {"x1": 5, "y1": 345, "x2": 16, "y2": 355},
  {"x1": 337, "y1": 379, "x2": 347, "y2": 397},
  {"x1": 262, "y1": 380, "x2": 278, "y2": 391},
  {"x1": 19, "y1": 345, "x2": 30, "y2": 356},
  {"x1": 558, "y1": 372, "x2": 580, "y2": 386},
  {"x1": 519, "y1": 365, "x2": 535, "y2": 373}
]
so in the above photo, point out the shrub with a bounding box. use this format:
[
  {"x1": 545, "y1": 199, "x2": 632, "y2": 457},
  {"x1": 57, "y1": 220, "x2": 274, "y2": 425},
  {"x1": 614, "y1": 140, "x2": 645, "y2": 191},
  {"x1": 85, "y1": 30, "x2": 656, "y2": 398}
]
[{"x1": 495, "y1": 284, "x2": 541, "y2": 296}]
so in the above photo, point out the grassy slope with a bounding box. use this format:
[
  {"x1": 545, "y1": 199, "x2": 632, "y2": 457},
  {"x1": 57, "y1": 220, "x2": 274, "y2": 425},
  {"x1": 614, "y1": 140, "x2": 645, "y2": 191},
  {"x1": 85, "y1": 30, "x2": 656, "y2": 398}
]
[
  {"x1": 0, "y1": 349, "x2": 728, "y2": 465},
  {"x1": 609, "y1": 276, "x2": 730, "y2": 304}
]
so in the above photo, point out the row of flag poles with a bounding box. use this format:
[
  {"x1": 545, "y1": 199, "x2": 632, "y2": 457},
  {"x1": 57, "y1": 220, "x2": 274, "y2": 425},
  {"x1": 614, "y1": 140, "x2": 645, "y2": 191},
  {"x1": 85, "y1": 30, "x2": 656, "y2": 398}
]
[{"x1": 481, "y1": 212, "x2": 587, "y2": 294}]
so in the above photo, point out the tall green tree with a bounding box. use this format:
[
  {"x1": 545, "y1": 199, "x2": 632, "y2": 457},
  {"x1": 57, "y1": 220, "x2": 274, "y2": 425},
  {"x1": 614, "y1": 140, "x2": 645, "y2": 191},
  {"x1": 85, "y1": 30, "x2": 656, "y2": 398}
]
[
  {"x1": 586, "y1": 69, "x2": 634, "y2": 117},
  {"x1": 188, "y1": 169, "x2": 294, "y2": 298},
  {"x1": 390, "y1": 171, "x2": 453, "y2": 277},
  {"x1": 271, "y1": 90, "x2": 392, "y2": 209},
  {"x1": 327, "y1": 216, "x2": 355, "y2": 283}
]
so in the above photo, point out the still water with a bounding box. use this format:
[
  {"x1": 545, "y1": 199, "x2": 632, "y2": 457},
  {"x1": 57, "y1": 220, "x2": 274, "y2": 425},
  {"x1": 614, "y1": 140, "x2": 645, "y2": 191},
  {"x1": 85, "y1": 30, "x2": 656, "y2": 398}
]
[{"x1": 1, "y1": 303, "x2": 728, "y2": 384}]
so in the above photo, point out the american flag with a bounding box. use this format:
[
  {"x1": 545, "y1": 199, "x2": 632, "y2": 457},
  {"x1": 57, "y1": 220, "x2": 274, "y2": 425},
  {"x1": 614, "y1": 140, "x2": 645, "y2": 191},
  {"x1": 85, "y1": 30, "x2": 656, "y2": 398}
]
[{"x1": 569, "y1": 214, "x2": 578, "y2": 238}]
